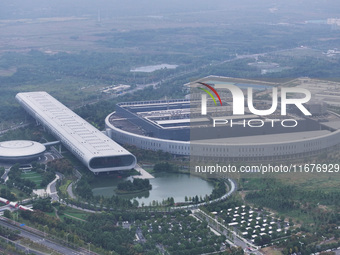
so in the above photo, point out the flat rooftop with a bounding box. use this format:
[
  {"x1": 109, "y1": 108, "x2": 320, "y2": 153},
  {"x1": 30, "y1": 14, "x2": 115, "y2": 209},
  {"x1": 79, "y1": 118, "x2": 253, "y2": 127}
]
[
  {"x1": 321, "y1": 120, "x2": 340, "y2": 130},
  {"x1": 195, "y1": 130, "x2": 331, "y2": 145}
]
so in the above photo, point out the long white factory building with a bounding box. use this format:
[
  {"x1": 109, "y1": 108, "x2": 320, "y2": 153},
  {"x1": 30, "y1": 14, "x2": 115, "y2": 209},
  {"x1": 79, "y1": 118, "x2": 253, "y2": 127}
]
[{"x1": 16, "y1": 92, "x2": 136, "y2": 174}]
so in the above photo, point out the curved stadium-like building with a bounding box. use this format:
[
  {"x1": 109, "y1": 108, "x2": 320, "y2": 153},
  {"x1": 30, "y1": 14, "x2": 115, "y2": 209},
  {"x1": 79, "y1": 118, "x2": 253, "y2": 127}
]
[{"x1": 105, "y1": 77, "x2": 340, "y2": 162}]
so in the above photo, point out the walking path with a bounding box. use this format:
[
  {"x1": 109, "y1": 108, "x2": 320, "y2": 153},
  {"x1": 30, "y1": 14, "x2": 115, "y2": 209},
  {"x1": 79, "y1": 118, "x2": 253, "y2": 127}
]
[
  {"x1": 133, "y1": 164, "x2": 154, "y2": 179},
  {"x1": 67, "y1": 182, "x2": 76, "y2": 199}
]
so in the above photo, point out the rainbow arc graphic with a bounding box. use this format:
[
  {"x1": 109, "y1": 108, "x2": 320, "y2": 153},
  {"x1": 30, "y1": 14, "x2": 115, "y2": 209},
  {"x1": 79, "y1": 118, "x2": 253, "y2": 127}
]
[{"x1": 198, "y1": 82, "x2": 223, "y2": 106}]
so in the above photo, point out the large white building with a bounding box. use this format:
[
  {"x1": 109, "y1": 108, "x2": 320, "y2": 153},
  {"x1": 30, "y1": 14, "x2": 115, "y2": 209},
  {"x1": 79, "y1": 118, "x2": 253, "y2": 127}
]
[
  {"x1": 16, "y1": 92, "x2": 136, "y2": 173},
  {"x1": 105, "y1": 77, "x2": 340, "y2": 162}
]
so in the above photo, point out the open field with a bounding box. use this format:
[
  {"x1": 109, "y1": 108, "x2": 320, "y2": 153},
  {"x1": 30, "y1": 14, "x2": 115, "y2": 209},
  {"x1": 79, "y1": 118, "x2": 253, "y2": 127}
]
[
  {"x1": 0, "y1": 184, "x2": 27, "y2": 200},
  {"x1": 20, "y1": 171, "x2": 43, "y2": 187},
  {"x1": 60, "y1": 207, "x2": 90, "y2": 221}
]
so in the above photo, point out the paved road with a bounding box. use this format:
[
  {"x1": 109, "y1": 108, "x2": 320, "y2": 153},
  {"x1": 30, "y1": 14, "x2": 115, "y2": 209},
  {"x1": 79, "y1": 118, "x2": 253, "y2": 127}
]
[
  {"x1": 0, "y1": 218, "x2": 82, "y2": 255},
  {"x1": 67, "y1": 182, "x2": 77, "y2": 199},
  {"x1": 133, "y1": 164, "x2": 154, "y2": 179},
  {"x1": 0, "y1": 167, "x2": 10, "y2": 182},
  {"x1": 46, "y1": 172, "x2": 62, "y2": 201}
]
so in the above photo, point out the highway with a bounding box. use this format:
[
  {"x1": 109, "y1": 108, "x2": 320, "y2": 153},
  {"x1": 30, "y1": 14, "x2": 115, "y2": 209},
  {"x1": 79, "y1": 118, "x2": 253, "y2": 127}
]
[{"x1": 0, "y1": 218, "x2": 82, "y2": 255}]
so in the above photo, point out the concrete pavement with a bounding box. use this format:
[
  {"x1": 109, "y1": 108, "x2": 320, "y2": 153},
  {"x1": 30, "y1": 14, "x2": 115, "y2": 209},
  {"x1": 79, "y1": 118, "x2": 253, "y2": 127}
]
[{"x1": 133, "y1": 164, "x2": 154, "y2": 179}]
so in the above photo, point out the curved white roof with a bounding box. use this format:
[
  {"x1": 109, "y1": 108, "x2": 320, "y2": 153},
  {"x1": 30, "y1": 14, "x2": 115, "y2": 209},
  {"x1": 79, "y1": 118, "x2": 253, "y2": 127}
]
[
  {"x1": 0, "y1": 140, "x2": 46, "y2": 158},
  {"x1": 16, "y1": 92, "x2": 136, "y2": 173}
]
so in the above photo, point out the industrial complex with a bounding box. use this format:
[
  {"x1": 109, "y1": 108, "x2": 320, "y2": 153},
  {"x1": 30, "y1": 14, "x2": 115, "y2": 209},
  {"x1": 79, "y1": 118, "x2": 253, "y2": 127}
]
[
  {"x1": 6, "y1": 77, "x2": 340, "y2": 170},
  {"x1": 105, "y1": 76, "x2": 340, "y2": 162},
  {"x1": 16, "y1": 92, "x2": 136, "y2": 173}
]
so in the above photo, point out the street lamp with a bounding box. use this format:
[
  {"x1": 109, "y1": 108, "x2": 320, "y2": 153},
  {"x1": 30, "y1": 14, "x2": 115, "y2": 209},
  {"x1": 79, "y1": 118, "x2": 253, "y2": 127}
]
[
  {"x1": 66, "y1": 233, "x2": 70, "y2": 243},
  {"x1": 88, "y1": 242, "x2": 91, "y2": 254},
  {"x1": 44, "y1": 225, "x2": 48, "y2": 238}
]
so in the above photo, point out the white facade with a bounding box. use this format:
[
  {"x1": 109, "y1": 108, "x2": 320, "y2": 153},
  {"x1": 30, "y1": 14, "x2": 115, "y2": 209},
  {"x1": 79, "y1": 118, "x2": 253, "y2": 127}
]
[
  {"x1": 105, "y1": 112, "x2": 340, "y2": 161},
  {"x1": 16, "y1": 92, "x2": 136, "y2": 173},
  {"x1": 0, "y1": 140, "x2": 46, "y2": 162}
]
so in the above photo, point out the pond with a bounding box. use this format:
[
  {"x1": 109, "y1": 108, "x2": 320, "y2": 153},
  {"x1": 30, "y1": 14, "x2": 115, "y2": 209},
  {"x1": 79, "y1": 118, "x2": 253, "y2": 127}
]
[{"x1": 91, "y1": 172, "x2": 214, "y2": 205}]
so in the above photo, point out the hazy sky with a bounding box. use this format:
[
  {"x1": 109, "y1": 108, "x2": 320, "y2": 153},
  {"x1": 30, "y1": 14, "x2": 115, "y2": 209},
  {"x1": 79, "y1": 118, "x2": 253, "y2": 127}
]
[{"x1": 1, "y1": 0, "x2": 340, "y2": 20}]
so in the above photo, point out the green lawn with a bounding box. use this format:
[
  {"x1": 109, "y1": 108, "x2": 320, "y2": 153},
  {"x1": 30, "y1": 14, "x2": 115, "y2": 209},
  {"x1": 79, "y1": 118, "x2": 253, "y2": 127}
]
[
  {"x1": 20, "y1": 171, "x2": 43, "y2": 187},
  {"x1": 59, "y1": 179, "x2": 72, "y2": 197},
  {"x1": 60, "y1": 207, "x2": 90, "y2": 221},
  {"x1": 0, "y1": 184, "x2": 28, "y2": 200}
]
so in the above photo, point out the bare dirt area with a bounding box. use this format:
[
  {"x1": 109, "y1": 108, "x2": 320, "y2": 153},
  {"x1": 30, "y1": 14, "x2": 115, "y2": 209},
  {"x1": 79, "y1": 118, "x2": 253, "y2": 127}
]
[{"x1": 260, "y1": 246, "x2": 283, "y2": 255}]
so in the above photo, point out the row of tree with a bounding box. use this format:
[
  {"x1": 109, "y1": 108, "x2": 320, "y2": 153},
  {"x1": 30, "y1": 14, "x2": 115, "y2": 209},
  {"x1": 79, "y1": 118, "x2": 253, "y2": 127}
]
[{"x1": 117, "y1": 179, "x2": 151, "y2": 193}]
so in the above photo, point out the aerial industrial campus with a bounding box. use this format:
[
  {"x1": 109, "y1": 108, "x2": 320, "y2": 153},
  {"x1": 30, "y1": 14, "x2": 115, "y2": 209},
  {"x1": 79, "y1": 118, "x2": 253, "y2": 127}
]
[
  {"x1": 0, "y1": 76, "x2": 338, "y2": 254},
  {"x1": 2, "y1": 76, "x2": 339, "y2": 173},
  {"x1": 106, "y1": 76, "x2": 340, "y2": 164},
  {"x1": 1, "y1": 1, "x2": 340, "y2": 254}
]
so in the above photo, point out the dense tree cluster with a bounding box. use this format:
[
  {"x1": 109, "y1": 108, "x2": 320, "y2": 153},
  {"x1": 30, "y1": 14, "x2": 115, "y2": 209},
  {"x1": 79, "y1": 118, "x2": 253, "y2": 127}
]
[
  {"x1": 244, "y1": 179, "x2": 340, "y2": 211},
  {"x1": 0, "y1": 224, "x2": 20, "y2": 241},
  {"x1": 153, "y1": 162, "x2": 175, "y2": 172},
  {"x1": 47, "y1": 158, "x2": 73, "y2": 176},
  {"x1": 8, "y1": 164, "x2": 36, "y2": 193},
  {"x1": 7, "y1": 163, "x2": 56, "y2": 194},
  {"x1": 0, "y1": 187, "x2": 16, "y2": 201},
  {"x1": 0, "y1": 125, "x2": 42, "y2": 142},
  {"x1": 126, "y1": 146, "x2": 172, "y2": 162},
  {"x1": 117, "y1": 179, "x2": 151, "y2": 193},
  {"x1": 137, "y1": 211, "x2": 228, "y2": 255},
  {"x1": 33, "y1": 198, "x2": 54, "y2": 213},
  {"x1": 242, "y1": 178, "x2": 340, "y2": 254}
]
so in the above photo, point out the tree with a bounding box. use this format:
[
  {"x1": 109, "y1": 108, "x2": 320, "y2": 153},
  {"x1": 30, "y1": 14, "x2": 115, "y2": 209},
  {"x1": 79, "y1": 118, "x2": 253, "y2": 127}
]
[{"x1": 3, "y1": 210, "x2": 11, "y2": 219}]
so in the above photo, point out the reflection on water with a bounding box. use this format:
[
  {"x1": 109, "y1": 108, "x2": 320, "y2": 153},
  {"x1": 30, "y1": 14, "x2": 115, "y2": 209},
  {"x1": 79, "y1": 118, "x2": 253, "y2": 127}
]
[{"x1": 92, "y1": 172, "x2": 214, "y2": 205}]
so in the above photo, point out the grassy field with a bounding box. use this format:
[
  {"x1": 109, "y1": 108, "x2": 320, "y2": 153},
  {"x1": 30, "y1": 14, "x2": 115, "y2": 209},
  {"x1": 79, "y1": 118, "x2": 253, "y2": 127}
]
[
  {"x1": 0, "y1": 184, "x2": 27, "y2": 200},
  {"x1": 60, "y1": 207, "x2": 90, "y2": 222},
  {"x1": 20, "y1": 171, "x2": 43, "y2": 188},
  {"x1": 58, "y1": 179, "x2": 72, "y2": 198}
]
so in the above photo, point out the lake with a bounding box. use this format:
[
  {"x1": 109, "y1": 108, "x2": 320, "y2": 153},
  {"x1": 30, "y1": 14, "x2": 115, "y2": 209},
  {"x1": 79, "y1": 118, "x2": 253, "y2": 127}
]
[{"x1": 91, "y1": 172, "x2": 214, "y2": 205}]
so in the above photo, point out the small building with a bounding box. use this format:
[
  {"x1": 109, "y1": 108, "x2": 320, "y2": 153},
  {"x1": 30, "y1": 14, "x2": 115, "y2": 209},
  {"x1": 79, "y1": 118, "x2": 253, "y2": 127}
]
[
  {"x1": 0, "y1": 140, "x2": 46, "y2": 163},
  {"x1": 228, "y1": 222, "x2": 239, "y2": 226}
]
